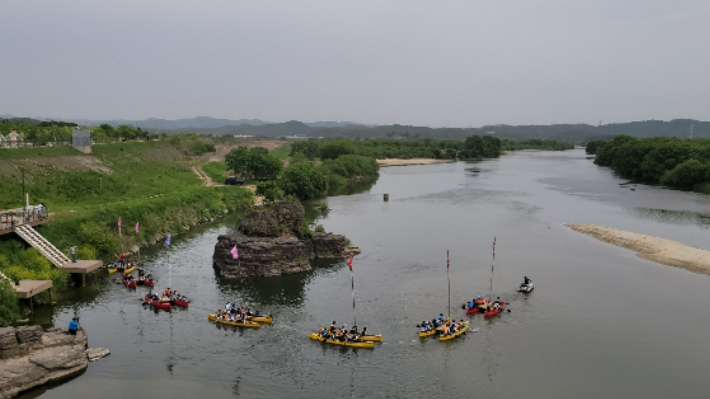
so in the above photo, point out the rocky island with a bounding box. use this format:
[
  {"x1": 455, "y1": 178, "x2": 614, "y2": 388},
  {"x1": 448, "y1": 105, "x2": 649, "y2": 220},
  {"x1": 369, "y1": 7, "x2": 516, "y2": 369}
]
[{"x1": 213, "y1": 201, "x2": 359, "y2": 278}]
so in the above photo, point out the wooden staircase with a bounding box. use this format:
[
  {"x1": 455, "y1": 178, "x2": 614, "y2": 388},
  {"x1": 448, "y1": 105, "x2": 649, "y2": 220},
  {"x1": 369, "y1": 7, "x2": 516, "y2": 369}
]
[{"x1": 13, "y1": 225, "x2": 70, "y2": 267}]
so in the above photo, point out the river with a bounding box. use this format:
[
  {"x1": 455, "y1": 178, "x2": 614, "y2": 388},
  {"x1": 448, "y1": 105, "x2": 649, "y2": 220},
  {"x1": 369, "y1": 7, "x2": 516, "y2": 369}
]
[{"x1": 23, "y1": 149, "x2": 710, "y2": 398}]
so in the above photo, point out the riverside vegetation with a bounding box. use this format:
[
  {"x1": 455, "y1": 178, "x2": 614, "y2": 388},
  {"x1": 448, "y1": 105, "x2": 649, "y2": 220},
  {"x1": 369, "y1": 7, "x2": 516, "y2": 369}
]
[
  {"x1": 590, "y1": 135, "x2": 710, "y2": 192},
  {"x1": 0, "y1": 137, "x2": 254, "y2": 324}
]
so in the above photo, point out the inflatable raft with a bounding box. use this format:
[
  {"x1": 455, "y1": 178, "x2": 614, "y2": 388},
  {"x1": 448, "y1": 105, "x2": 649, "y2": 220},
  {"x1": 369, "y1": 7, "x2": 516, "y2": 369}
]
[
  {"x1": 439, "y1": 321, "x2": 469, "y2": 341},
  {"x1": 309, "y1": 333, "x2": 374, "y2": 349}
]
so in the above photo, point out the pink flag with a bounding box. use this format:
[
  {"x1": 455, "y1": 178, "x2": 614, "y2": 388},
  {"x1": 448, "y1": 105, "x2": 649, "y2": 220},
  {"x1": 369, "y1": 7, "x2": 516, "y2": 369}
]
[
  {"x1": 347, "y1": 256, "x2": 353, "y2": 270},
  {"x1": 118, "y1": 217, "x2": 122, "y2": 227},
  {"x1": 135, "y1": 222, "x2": 140, "y2": 233},
  {"x1": 493, "y1": 236, "x2": 496, "y2": 248},
  {"x1": 230, "y1": 245, "x2": 239, "y2": 260}
]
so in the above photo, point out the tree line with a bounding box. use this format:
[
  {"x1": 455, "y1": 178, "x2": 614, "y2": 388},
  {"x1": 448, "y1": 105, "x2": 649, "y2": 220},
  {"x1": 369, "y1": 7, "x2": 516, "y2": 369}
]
[{"x1": 593, "y1": 136, "x2": 710, "y2": 190}]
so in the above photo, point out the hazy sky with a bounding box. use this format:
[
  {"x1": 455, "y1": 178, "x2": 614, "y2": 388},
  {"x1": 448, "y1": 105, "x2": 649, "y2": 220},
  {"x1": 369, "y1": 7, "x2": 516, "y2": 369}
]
[{"x1": 1, "y1": 0, "x2": 709, "y2": 127}]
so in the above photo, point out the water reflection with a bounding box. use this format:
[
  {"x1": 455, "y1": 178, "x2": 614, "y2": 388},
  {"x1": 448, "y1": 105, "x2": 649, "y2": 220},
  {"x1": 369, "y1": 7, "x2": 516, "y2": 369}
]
[{"x1": 214, "y1": 258, "x2": 343, "y2": 307}]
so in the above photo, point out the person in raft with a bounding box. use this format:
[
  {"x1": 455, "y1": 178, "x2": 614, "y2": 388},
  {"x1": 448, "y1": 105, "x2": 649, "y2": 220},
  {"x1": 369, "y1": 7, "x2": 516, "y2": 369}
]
[
  {"x1": 67, "y1": 317, "x2": 79, "y2": 335},
  {"x1": 521, "y1": 276, "x2": 531, "y2": 287}
]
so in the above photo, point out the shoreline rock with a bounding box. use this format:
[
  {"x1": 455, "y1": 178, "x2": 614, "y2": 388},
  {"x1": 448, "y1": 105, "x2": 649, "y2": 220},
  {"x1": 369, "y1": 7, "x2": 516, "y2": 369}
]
[{"x1": 0, "y1": 327, "x2": 105, "y2": 399}]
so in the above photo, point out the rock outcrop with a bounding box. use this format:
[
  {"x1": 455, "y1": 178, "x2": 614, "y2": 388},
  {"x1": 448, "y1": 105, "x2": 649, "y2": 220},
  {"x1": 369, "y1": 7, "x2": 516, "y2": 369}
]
[
  {"x1": 213, "y1": 201, "x2": 360, "y2": 278},
  {"x1": 0, "y1": 327, "x2": 102, "y2": 399}
]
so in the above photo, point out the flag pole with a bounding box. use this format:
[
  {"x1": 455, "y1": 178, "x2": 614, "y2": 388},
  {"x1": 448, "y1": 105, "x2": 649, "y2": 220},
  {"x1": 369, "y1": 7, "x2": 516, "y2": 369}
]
[
  {"x1": 447, "y1": 250, "x2": 450, "y2": 319},
  {"x1": 490, "y1": 236, "x2": 496, "y2": 298}
]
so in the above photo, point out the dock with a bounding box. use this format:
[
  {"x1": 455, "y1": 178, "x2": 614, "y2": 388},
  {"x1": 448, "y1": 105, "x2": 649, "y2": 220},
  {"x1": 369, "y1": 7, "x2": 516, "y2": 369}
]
[{"x1": 0, "y1": 206, "x2": 50, "y2": 236}]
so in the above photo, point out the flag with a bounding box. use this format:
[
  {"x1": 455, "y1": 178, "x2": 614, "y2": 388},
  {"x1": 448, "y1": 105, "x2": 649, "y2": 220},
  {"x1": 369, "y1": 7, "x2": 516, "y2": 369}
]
[
  {"x1": 493, "y1": 236, "x2": 496, "y2": 249},
  {"x1": 164, "y1": 234, "x2": 171, "y2": 247},
  {"x1": 230, "y1": 245, "x2": 239, "y2": 260},
  {"x1": 447, "y1": 250, "x2": 450, "y2": 269},
  {"x1": 347, "y1": 256, "x2": 353, "y2": 270},
  {"x1": 118, "y1": 217, "x2": 122, "y2": 227},
  {"x1": 135, "y1": 222, "x2": 140, "y2": 233}
]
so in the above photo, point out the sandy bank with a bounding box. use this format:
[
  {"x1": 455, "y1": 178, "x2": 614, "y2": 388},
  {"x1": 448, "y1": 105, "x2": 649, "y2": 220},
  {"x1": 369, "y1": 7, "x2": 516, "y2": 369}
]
[
  {"x1": 567, "y1": 224, "x2": 710, "y2": 275},
  {"x1": 377, "y1": 158, "x2": 453, "y2": 167}
]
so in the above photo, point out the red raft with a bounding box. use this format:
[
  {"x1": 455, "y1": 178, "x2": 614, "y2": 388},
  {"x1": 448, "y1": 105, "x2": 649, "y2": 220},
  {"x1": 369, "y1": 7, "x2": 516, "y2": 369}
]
[
  {"x1": 122, "y1": 279, "x2": 137, "y2": 289},
  {"x1": 483, "y1": 301, "x2": 506, "y2": 317},
  {"x1": 145, "y1": 295, "x2": 171, "y2": 310},
  {"x1": 138, "y1": 279, "x2": 155, "y2": 287},
  {"x1": 171, "y1": 299, "x2": 188, "y2": 308}
]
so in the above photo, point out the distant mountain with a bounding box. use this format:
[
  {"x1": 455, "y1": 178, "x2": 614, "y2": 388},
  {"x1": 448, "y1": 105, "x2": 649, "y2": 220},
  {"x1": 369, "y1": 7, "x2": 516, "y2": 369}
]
[
  {"x1": 59, "y1": 116, "x2": 269, "y2": 129},
  {"x1": 305, "y1": 121, "x2": 371, "y2": 128}
]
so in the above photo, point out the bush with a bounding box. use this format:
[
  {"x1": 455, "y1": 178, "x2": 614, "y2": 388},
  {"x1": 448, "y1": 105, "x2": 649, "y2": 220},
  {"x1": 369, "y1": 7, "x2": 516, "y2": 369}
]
[
  {"x1": 660, "y1": 159, "x2": 710, "y2": 189},
  {"x1": 225, "y1": 146, "x2": 283, "y2": 181},
  {"x1": 0, "y1": 280, "x2": 20, "y2": 327},
  {"x1": 290, "y1": 141, "x2": 320, "y2": 159},
  {"x1": 279, "y1": 162, "x2": 329, "y2": 200},
  {"x1": 256, "y1": 180, "x2": 285, "y2": 202},
  {"x1": 314, "y1": 224, "x2": 326, "y2": 233},
  {"x1": 189, "y1": 141, "x2": 216, "y2": 155},
  {"x1": 319, "y1": 140, "x2": 356, "y2": 160},
  {"x1": 78, "y1": 222, "x2": 120, "y2": 259},
  {"x1": 321, "y1": 154, "x2": 379, "y2": 180}
]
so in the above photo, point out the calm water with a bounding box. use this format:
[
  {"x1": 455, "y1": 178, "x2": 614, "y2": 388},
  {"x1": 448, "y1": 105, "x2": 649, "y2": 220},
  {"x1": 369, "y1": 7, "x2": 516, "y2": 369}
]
[{"x1": 24, "y1": 150, "x2": 710, "y2": 398}]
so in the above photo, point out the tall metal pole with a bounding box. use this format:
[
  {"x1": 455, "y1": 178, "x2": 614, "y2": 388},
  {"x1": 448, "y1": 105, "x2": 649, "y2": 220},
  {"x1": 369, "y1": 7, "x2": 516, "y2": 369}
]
[{"x1": 447, "y1": 250, "x2": 450, "y2": 319}]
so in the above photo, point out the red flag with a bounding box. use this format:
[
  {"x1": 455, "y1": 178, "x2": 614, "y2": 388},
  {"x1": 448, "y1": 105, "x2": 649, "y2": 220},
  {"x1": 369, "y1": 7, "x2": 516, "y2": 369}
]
[
  {"x1": 118, "y1": 217, "x2": 122, "y2": 227},
  {"x1": 347, "y1": 256, "x2": 353, "y2": 270},
  {"x1": 493, "y1": 236, "x2": 496, "y2": 249}
]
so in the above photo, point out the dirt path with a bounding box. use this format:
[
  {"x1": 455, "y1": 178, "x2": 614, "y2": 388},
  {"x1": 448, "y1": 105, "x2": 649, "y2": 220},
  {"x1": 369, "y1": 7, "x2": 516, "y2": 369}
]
[
  {"x1": 568, "y1": 224, "x2": 710, "y2": 275},
  {"x1": 192, "y1": 166, "x2": 224, "y2": 187}
]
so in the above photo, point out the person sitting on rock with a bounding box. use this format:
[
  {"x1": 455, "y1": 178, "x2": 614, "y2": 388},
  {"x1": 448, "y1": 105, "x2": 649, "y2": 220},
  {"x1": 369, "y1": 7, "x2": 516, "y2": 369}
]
[{"x1": 68, "y1": 317, "x2": 79, "y2": 335}]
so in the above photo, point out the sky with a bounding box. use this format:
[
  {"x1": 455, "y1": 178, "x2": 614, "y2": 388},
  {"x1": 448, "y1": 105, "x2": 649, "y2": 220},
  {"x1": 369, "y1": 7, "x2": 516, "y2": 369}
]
[{"x1": 1, "y1": 0, "x2": 709, "y2": 127}]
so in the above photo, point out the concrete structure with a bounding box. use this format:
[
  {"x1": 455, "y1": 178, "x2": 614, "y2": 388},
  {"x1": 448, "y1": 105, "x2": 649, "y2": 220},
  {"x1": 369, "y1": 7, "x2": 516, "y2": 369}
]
[{"x1": 71, "y1": 128, "x2": 91, "y2": 153}]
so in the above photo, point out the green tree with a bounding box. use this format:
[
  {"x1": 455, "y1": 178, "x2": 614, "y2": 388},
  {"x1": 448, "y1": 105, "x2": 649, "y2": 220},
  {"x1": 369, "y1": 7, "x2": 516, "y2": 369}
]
[
  {"x1": 660, "y1": 159, "x2": 710, "y2": 189},
  {"x1": 225, "y1": 146, "x2": 283, "y2": 181},
  {"x1": 0, "y1": 279, "x2": 20, "y2": 326},
  {"x1": 319, "y1": 140, "x2": 356, "y2": 160},
  {"x1": 290, "y1": 141, "x2": 320, "y2": 159},
  {"x1": 279, "y1": 162, "x2": 329, "y2": 199}
]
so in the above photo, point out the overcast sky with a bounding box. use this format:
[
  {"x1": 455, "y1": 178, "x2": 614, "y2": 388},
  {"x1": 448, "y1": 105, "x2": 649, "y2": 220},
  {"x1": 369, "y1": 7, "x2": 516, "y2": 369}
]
[{"x1": 1, "y1": 1, "x2": 709, "y2": 127}]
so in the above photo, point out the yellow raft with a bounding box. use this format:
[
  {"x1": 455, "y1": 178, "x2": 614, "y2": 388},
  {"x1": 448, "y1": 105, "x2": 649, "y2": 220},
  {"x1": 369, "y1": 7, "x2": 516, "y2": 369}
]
[
  {"x1": 108, "y1": 267, "x2": 119, "y2": 274},
  {"x1": 419, "y1": 317, "x2": 450, "y2": 338},
  {"x1": 122, "y1": 265, "x2": 136, "y2": 275},
  {"x1": 359, "y1": 334, "x2": 383, "y2": 342},
  {"x1": 248, "y1": 315, "x2": 273, "y2": 323},
  {"x1": 309, "y1": 333, "x2": 374, "y2": 349},
  {"x1": 208, "y1": 314, "x2": 260, "y2": 328},
  {"x1": 439, "y1": 322, "x2": 469, "y2": 341}
]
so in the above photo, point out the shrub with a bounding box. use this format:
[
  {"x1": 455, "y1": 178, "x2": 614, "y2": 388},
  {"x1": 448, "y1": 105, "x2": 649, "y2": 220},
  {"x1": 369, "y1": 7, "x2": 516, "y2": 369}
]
[
  {"x1": 0, "y1": 280, "x2": 20, "y2": 326},
  {"x1": 319, "y1": 140, "x2": 356, "y2": 160},
  {"x1": 225, "y1": 146, "x2": 283, "y2": 181},
  {"x1": 279, "y1": 162, "x2": 329, "y2": 200}
]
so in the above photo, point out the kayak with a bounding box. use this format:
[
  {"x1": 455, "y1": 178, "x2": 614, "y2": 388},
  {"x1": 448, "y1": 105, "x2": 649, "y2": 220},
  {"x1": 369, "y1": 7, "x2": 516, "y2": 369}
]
[
  {"x1": 309, "y1": 333, "x2": 374, "y2": 349},
  {"x1": 248, "y1": 315, "x2": 273, "y2": 323},
  {"x1": 108, "y1": 267, "x2": 120, "y2": 274},
  {"x1": 208, "y1": 314, "x2": 259, "y2": 328},
  {"x1": 419, "y1": 317, "x2": 451, "y2": 337},
  {"x1": 143, "y1": 279, "x2": 154, "y2": 287},
  {"x1": 483, "y1": 301, "x2": 506, "y2": 317},
  {"x1": 122, "y1": 279, "x2": 137, "y2": 289},
  {"x1": 172, "y1": 299, "x2": 189, "y2": 308},
  {"x1": 439, "y1": 321, "x2": 469, "y2": 341},
  {"x1": 145, "y1": 296, "x2": 171, "y2": 310},
  {"x1": 359, "y1": 334, "x2": 383, "y2": 342},
  {"x1": 518, "y1": 282, "x2": 534, "y2": 293},
  {"x1": 122, "y1": 265, "x2": 137, "y2": 275},
  {"x1": 466, "y1": 307, "x2": 481, "y2": 315},
  {"x1": 419, "y1": 329, "x2": 437, "y2": 338}
]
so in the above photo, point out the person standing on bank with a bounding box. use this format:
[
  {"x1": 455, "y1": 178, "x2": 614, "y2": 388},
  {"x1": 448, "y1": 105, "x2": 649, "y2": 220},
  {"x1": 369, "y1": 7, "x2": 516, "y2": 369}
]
[{"x1": 70, "y1": 245, "x2": 76, "y2": 263}]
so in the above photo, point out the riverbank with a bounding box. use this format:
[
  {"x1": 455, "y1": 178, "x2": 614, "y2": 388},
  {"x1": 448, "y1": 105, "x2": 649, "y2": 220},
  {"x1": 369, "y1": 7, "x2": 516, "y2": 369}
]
[
  {"x1": 376, "y1": 158, "x2": 453, "y2": 167},
  {"x1": 568, "y1": 224, "x2": 710, "y2": 275}
]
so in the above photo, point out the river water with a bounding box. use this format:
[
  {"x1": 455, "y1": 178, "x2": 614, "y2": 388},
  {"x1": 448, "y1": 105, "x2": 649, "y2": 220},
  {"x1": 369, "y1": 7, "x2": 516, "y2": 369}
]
[{"x1": 23, "y1": 149, "x2": 710, "y2": 398}]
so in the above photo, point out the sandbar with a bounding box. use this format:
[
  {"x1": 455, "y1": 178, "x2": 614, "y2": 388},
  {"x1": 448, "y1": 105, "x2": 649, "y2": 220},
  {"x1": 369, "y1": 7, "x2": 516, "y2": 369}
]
[
  {"x1": 567, "y1": 224, "x2": 710, "y2": 275},
  {"x1": 376, "y1": 158, "x2": 453, "y2": 167}
]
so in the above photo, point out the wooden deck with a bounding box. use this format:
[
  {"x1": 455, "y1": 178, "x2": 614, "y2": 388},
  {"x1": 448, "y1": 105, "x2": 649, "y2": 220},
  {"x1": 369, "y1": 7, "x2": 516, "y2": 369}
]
[
  {"x1": 13, "y1": 279, "x2": 53, "y2": 299},
  {"x1": 0, "y1": 206, "x2": 50, "y2": 236},
  {"x1": 61, "y1": 259, "x2": 103, "y2": 274}
]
